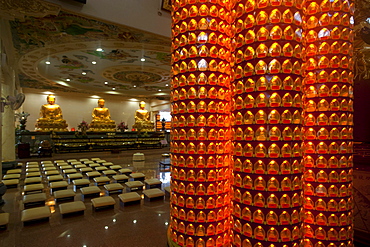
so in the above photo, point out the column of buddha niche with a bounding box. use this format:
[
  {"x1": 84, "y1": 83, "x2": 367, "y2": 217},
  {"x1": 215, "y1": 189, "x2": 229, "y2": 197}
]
[
  {"x1": 302, "y1": 0, "x2": 354, "y2": 246},
  {"x1": 231, "y1": 0, "x2": 304, "y2": 246},
  {"x1": 169, "y1": 1, "x2": 233, "y2": 246},
  {"x1": 89, "y1": 98, "x2": 116, "y2": 132},
  {"x1": 132, "y1": 101, "x2": 154, "y2": 132},
  {"x1": 35, "y1": 94, "x2": 68, "y2": 132}
]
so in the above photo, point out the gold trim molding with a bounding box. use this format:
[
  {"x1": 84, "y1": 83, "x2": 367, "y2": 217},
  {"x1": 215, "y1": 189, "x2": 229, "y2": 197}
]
[{"x1": 0, "y1": 0, "x2": 60, "y2": 21}]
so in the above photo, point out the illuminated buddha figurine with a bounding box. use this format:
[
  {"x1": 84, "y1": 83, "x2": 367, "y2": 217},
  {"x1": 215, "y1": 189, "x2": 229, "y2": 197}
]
[
  {"x1": 132, "y1": 101, "x2": 154, "y2": 132},
  {"x1": 35, "y1": 94, "x2": 68, "y2": 132},
  {"x1": 89, "y1": 98, "x2": 116, "y2": 132}
]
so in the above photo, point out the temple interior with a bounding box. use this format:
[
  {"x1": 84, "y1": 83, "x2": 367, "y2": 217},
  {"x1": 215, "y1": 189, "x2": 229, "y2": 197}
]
[{"x1": 0, "y1": 0, "x2": 370, "y2": 247}]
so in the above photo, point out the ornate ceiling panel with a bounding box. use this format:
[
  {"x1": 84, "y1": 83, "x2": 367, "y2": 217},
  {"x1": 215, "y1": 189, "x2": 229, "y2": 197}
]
[{"x1": 10, "y1": 8, "x2": 171, "y2": 99}]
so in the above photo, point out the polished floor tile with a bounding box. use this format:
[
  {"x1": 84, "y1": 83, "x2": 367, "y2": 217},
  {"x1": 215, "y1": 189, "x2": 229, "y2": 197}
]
[{"x1": 0, "y1": 148, "x2": 171, "y2": 247}]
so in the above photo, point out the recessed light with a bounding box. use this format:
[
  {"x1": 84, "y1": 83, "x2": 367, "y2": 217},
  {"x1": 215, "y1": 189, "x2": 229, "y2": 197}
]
[
  {"x1": 133, "y1": 220, "x2": 137, "y2": 224},
  {"x1": 104, "y1": 226, "x2": 108, "y2": 230},
  {"x1": 66, "y1": 79, "x2": 71, "y2": 81},
  {"x1": 158, "y1": 89, "x2": 162, "y2": 91},
  {"x1": 141, "y1": 58, "x2": 145, "y2": 62},
  {"x1": 82, "y1": 72, "x2": 86, "y2": 75},
  {"x1": 92, "y1": 61, "x2": 97, "y2": 64},
  {"x1": 104, "y1": 81, "x2": 108, "y2": 85},
  {"x1": 96, "y1": 48, "x2": 103, "y2": 52},
  {"x1": 133, "y1": 85, "x2": 136, "y2": 88},
  {"x1": 165, "y1": 222, "x2": 169, "y2": 226},
  {"x1": 45, "y1": 61, "x2": 51, "y2": 65},
  {"x1": 165, "y1": 84, "x2": 168, "y2": 86},
  {"x1": 112, "y1": 87, "x2": 116, "y2": 90},
  {"x1": 113, "y1": 219, "x2": 116, "y2": 223}
]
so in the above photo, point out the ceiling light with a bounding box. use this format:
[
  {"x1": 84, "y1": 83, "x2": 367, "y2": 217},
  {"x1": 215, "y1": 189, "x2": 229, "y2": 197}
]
[
  {"x1": 91, "y1": 95, "x2": 100, "y2": 99},
  {"x1": 141, "y1": 58, "x2": 145, "y2": 62},
  {"x1": 104, "y1": 81, "x2": 108, "y2": 85},
  {"x1": 104, "y1": 226, "x2": 108, "y2": 230},
  {"x1": 112, "y1": 87, "x2": 116, "y2": 90},
  {"x1": 96, "y1": 48, "x2": 103, "y2": 52},
  {"x1": 82, "y1": 72, "x2": 86, "y2": 75},
  {"x1": 92, "y1": 61, "x2": 97, "y2": 64},
  {"x1": 158, "y1": 89, "x2": 162, "y2": 91},
  {"x1": 45, "y1": 61, "x2": 51, "y2": 65},
  {"x1": 133, "y1": 85, "x2": 136, "y2": 88},
  {"x1": 113, "y1": 219, "x2": 116, "y2": 223},
  {"x1": 165, "y1": 84, "x2": 168, "y2": 86},
  {"x1": 66, "y1": 79, "x2": 71, "y2": 81},
  {"x1": 133, "y1": 220, "x2": 137, "y2": 224}
]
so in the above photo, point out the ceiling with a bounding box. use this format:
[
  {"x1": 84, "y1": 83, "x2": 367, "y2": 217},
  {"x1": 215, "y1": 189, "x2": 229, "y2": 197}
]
[
  {"x1": 10, "y1": 7, "x2": 171, "y2": 99},
  {"x1": 7, "y1": 0, "x2": 370, "y2": 100}
]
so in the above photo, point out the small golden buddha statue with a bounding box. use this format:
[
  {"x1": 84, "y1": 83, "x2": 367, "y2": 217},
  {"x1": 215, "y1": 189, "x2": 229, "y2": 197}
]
[
  {"x1": 35, "y1": 94, "x2": 68, "y2": 132},
  {"x1": 89, "y1": 98, "x2": 116, "y2": 132},
  {"x1": 132, "y1": 101, "x2": 154, "y2": 132}
]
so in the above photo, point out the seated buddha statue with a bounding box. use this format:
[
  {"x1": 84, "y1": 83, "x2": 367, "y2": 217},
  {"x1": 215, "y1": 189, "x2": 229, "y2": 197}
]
[
  {"x1": 35, "y1": 94, "x2": 68, "y2": 132},
  {"x1": 132, "y1": 101, "x2": 154, "y2": 132},
  {"x1": 89, "y1": 98, "x2": 116, "y2": 132}
]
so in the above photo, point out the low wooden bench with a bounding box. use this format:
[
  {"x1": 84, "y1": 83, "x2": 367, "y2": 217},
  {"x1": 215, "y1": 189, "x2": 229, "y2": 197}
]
[
  {"x1": 54, "y1": 160, "x2": 65, "y2": 164},
  {"x1": 109, "y1": 165, "x2": 122, "y2": 171},
  {"x1": 91, "y1": 158, "x2": 101, "y2": 161},
  {"x1": 103, "y1": 170, "x2": 116, "y2": 177},
  {"x1": 91, "y1": 196, "x2": 115, "y2": 210},
  {"x1": 130, "y1": 173, "x2": 146, "y2": 181},
  {"x1": 67, "y1": 159, "x2": 78, "y2": 163},
  {"x1": 26, "y1": 164, "x2": 39, "y2": 169},
  {"x1": 74, "y1": 164, "x2": 87, "y2": 169},
  {"x1": 118, "y1": 192, "x2": 141, "y2": 205},
  {"x1": 112, "y1": 174, "x2": 129, "y2": 183},
  {"x1": 79, "y1": 159, "x2": 90, "y2": 162},
  {"x1": 88, "y1": 163, "x2": 100, "y2": 168},
  {"x1": 95, "y1": 166, "x2": 108, "y2": 172},
  {"x1": 24, "y1": 177, "x2": 42, "y2": 185},
  {"x1": 102, "y1": 162, "x2": 113, "y2": 167},
  {"x1": 56, "y1": 162, "x2": 68, "y2": 167},
  {"x1": 59, "y1": 201, "x2": 86, "y2": 216},
  {"x1": 83, "y1": 161, "x2": 94, "y2": 165},
  {"x1": 50, "y1": 181, "x2": 68, "y2": 192},
  {"x1": 26, "y1": 168, "x2": 40, "y2": 173},
  {"x1": 2, "y1": 179, "x2": 19, "y2": 188},
  {"x1": 80, "y1": 186, "x2": 101, "y2": 197},
  {"x1": 119, "y1": 168, "x2": 132, "y2": 176},
  {"x1": 67, "y1": 173, "x2": 83, "y2": 182},
  {"x1": 21, "y1": 206, "x2": 51, "y2": 224},
  {"x1": 79, "y1": 167, "x2": 93, "y2": 173},
  {"x1": 53, "y1": 189, "x2": 76, "y2": 202},
  {"x1": 144, "y1": 178, "x2": 162, "y2": 189},
  {"x1": 63, "y1": 169, "x2": 77, "y2": 176},
  {"x1": 47, "y1": 175, "x2": 64, "y2": 183},
  {"x1": 73, "y1": 179, "x2": 90, "y2": 190},
  {"x1": 59, "y1": 165, "x2": 73, "y2": 170},
  {"x1": 125, "y1": 181, "x2": 144, "y2": 192},
  {"x1": 143, "y1": 188, "x2": 165, "y2": 201},
  {"x1": 3, "y1": 174, "x2": 21, "y2": 180},
  {"x1": 104, "y1": 183, "x2": 124, "y2": 194},
  {"x1": 25, "y1": 172, "x2": 41, "y2": 178},
  {"x1": 96, "y1": 160, "x2": 107, "y2": 164},
  {"x1": 43, "y1": 167, "x2": 57, "y2": 171},
  {"x1": 6, "y1": 169, "x2": 22, "y2": 174},
  {"x1": 45, "y1": 170, "x2": 60, "y2": 176},
  {"x1": 86, "y1": 171, "x2": 101, "y2": 179},
  {"x1": 24, "y1": 184, "x2": 44, "y2": 194},
  {"x1": 23, "y1": 193, "x2": 47, "y2": 208},
  {"x1": 26, "y1": 162, "x2": 39, "y2": 166},
  {"x1": 41, "y1": 161, "x2": 53, "y2": 164},
  {"x1": 93, "y1": 176, "x2": 110, "y2": 186},
  {"x1": 0, "y1": 213, "x2": 9, "y2": 229}
]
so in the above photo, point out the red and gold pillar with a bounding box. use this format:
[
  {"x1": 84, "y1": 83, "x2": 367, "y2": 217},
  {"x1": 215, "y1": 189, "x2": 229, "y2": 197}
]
[
  {"x1": 302, "y1": 0, "x2": 354, "y2": 246},
  {"x1": 231, "y1": 1, "x2": 304, "y2": 246},
  {"x1": 169, "y1": 1, "x2": 233, "y2": 246}
]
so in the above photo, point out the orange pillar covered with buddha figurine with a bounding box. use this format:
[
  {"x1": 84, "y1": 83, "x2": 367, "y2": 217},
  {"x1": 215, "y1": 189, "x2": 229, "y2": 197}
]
[{"x1": 168, "y1": 0, "x2": 234, "y2": 246}]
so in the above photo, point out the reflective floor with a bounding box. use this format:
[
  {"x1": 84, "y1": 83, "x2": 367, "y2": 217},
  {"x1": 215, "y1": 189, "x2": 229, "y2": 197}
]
[{"x1": 0, "y1": 148, "x2": 171, "y2": 247}]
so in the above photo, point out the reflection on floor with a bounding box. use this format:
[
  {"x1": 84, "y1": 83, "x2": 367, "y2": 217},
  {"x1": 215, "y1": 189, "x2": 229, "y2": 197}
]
[{"x1": 0, "y1": 148, "x2": 171, "y2": 247}]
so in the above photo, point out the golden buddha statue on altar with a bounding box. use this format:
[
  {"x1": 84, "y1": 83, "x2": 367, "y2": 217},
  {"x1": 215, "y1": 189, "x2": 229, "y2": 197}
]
[
  {"x1": 89, "y1": 98, "x2": 116, "y2": 132},
  {"x1": 132, "y1": 101, "x2": 154, "y2": 132},
  {"x1": 35, "y1": 94, "x2": 68, "y2": 132}
]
